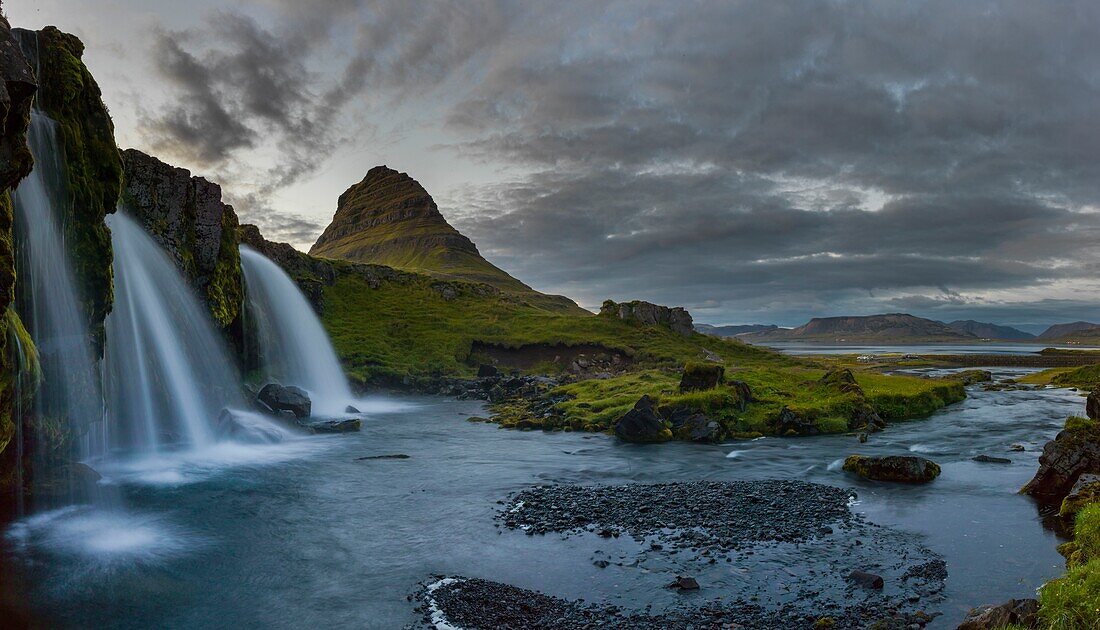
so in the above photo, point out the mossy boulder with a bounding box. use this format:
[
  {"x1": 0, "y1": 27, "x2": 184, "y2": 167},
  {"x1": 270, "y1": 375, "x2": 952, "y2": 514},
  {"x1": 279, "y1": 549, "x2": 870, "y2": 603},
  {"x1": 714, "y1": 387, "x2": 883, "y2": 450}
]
[
  {"x1": 121, "y1": 149, "x2": 242, "y2": 328},
  {"x1": 1059, "y1": 474, "x2": 1100, "y2": 518},
  {"x1": 953, "y1": 369, "x2": 994, "y2": 386},
  {"x1": 1022, "y1": 415, "x2": 1100, "y2": 503},
  {"x1": 817, "y1": 368, "x2": 864, "y2": 396},
  {"x1": 679, "y1": 362, "x2": 724, "y2": 392},
  {"x1": 843, "y1": 455, "x2": 941, "y2": 483},
  {"x1": 16, "y1": 26, "x2": 123, "y2": 354}
]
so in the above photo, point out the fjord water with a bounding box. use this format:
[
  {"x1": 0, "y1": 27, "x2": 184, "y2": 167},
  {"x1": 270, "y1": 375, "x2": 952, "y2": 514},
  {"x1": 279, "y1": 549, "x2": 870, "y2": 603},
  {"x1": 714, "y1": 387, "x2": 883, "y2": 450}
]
[
  {"x1": 0, "y1": 371, "x2": 1079, "y2": 628},
  {"x1": 12, "y1": 113, "x2": 106, "y2": 494},
  {"x1": 104, "y1": 211, "x2": 250, "y2": 451},
  {"x1": 240, "y1": 245, "x2": 354, "y2": 414}
]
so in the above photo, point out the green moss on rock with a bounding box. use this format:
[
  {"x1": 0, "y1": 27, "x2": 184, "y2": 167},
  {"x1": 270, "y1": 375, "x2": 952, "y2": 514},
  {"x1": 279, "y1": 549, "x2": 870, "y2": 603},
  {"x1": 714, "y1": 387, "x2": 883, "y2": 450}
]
[{"x1": 25, "y1": 26, "x2": 123, "y2": 353}]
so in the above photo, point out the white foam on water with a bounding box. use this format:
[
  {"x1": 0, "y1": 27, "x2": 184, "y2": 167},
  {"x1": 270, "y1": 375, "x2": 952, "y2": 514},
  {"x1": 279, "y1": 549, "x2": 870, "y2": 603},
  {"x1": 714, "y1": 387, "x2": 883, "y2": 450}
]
[
  {"x1": 6, "y1": 505, "x2": 199, "y2": 564},
  {"x1": 424, "y1": 578, "x2": 467, "y2": 630},
  {"x1": 827, "y1": 458, "x2": 845, "y2": 472},
  {"x1": 94, "y1": 434, "x2": 330, "y2": 488},
  {"x1": 908, "y1": 443, "x2": 943, "y2": 454},
  {"x1": 725, "y1": 450, "x2": 745, "y2": 459}
]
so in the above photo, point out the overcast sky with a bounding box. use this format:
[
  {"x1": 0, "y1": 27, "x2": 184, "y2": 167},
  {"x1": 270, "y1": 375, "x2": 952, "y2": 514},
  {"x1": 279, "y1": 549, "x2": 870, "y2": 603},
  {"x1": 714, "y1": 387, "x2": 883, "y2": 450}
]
[{"x1": 8, "y1": 0, "x2": 1100, "y2": 330}]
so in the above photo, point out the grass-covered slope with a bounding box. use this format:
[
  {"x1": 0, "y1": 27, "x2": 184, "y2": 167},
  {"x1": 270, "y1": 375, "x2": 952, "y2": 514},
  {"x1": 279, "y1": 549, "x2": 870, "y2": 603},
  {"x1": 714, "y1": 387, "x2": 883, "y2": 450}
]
[
  {"x1": 320, "y1": 265, "x2": 964, "y2": 436},
  {"x1": 309, "y1": 165, "x2": 585, "y2": 315}
]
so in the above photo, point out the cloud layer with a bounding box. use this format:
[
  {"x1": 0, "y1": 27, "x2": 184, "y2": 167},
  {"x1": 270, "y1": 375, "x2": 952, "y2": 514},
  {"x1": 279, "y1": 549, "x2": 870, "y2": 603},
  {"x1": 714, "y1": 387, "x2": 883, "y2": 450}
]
[{"x1": 139, "y1": 0, "x2": 1100, "y2": 325}]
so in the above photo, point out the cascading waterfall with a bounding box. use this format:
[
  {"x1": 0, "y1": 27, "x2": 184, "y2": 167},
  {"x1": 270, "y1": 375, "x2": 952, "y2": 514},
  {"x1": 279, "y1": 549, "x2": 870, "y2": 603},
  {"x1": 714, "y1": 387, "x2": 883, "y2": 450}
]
[
  {"x1": 12, "y1": 112, "x2": 108, "y2": 492},
  {"x1": 240, "y1": 246, "x2": 355, "y2": 415},
  {"x1": 104, "y1": 212, "x2": 256, "y2": 452}
]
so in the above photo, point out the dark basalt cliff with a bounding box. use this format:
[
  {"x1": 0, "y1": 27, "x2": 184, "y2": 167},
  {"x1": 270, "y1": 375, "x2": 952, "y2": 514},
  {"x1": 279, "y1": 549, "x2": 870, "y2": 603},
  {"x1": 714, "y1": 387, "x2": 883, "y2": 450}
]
[
  {"x1": 0, "y1": 8, "x2": 37, "y2": 462},
  {"x1": 14, "y1": 25, "x2": 123, "y2": 353},
  {"x1": 121, "y1": 149, "x2": 242, "y2": 328},
  {"x1": 310, "y1": 165, "x2": 584, "y2": 315}
]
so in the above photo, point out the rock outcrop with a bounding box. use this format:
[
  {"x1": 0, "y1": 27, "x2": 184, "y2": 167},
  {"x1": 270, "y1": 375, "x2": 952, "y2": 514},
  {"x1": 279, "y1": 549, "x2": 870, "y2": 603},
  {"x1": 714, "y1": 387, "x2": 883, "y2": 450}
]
[
  {"x1": 121, "y1": 149, "x2": 242, "y2": 328},
  {"x1": 309, "y1": 165, "x2": 582, "y2": 314},
  {"x1": 599, "y1": 300, "x2": 694, "y2": 336},
  {"x1": 257, "y1": 383, "x2": 312, "y2": 419},
  {"x1": 1021, "y1": 416, "x2": 1100, "y2": 504},
  {"x1": 956, "y1": 599, "x2": 1038, "y2": 630},
  {"x1": 679, "y1": 362, "x2": 724, "y2": 392},
  {"x1": 1087, "y1": 385, "x2": 1099, "y2": 421},
  {"x1": 0, "y1": 8, "x2": 36, "y2": 465},
  {"x1": 613, "y1": 395, "x2": 673, "y2": 443},
  {"x1": 13, "y1": 26, "x2": 123, "y2": 354},
  {"x1": 843, "y1": 455, "x2": 941, "y2": 483}
]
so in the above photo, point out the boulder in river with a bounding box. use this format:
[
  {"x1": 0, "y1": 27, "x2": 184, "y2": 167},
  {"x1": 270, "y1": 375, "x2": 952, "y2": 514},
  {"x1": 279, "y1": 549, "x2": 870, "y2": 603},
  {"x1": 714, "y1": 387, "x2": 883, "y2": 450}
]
[
  {"x1": 257, "y1": 383, "x2": 312, "y2": 418},
  {"x1": 843, "y1": 455, "x2": 941, "y2": 483},
  {"x1": 613, "y1": 395, "x2": 672, "y2": 443},
  {"x1": 345, "y1": 405, "x2": 361, "y2": 414},
  {"x1": 953, "y1": 369, "x2": 994, "y2": 385},
  {"x1": 310, "y1": 418, "x2": 362, "y2": 433},
  {"x1": 956, "y1": 598, "x2": 1038, "y2": 630},
  {"x1": 972, "y1": 455, "x2": 1012, "y2": 464},
  {"x1": 678, "y1": 363, "x2": 724, "y2": 392},
  {"x1": 217, "y1": 409, "x2": 284, "y2": 444},
  {"x1": 1021, "y1": 416, "x2": 1100, "y2": 503},
  {"x1": 846, "y1": 570, "x2": 884, "y2": 590}
]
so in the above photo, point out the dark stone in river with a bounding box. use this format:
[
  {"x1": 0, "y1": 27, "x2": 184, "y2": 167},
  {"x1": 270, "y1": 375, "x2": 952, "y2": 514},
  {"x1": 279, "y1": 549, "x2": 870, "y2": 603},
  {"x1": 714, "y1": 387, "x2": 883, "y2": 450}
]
[
  {"x1": 843, "y1": 455, "x2": 941, "y2": 483},
  {"x1": 357, "y1": 454, "x2": 409, "y2": 460},
  {"x1": 846, "y1": 570, "x2": 884, "y2": 590},
  {"x1": 666, "y1": 576, "x2": 700, "y2": 590},
  {"x1": 477, "y1": 364, "x2": 499, "y2": 378},
  {"x1": 258, "y1": 383, "x2": 312, "y2": 418},
  {"x1": 957, "y1": 598, "x2": 1038, "y2": 630},
  {"x1": 612, "y1": 395, "x2": 672, "y2": 443},
  {"x1": 217, "y1": 409, "x2": 283, "y2": 444},
  {"x1": 310, "y1": 418, "x2": 361, "y2": 433},
  {"x1": 345, "y1": 405, "x2": 361, "y2": 414},
  {"x1": 972, "y1": 455, "x2": 1012, "y2": 464}
]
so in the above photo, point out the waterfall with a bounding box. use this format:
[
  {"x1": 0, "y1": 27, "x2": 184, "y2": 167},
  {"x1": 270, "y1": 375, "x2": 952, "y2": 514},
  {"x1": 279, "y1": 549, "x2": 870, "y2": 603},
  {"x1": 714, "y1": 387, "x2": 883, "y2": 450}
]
[
  {"x1": 103, "y1": 212, "x2": 253, "y2": 452},
  {"x1": 13, "y1": 113, "x2": 107, "y2": 466},
  {"x1": 240, "y1": 246, "x2": 355, "y2": 415}
]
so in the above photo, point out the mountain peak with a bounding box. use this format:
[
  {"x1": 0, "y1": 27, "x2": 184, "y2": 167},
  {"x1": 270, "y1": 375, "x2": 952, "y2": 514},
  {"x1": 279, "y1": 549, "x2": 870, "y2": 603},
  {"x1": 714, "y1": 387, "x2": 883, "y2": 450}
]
[{"x1": 310, "y1": 166, "x2": 585, "y2": 314}]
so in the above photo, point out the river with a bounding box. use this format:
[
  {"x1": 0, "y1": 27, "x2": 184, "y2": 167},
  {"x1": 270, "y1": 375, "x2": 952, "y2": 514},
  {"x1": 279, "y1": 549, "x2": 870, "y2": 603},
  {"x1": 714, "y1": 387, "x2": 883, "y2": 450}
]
[{"x1": 0, "y1": 370, "x2": 1082, "y2": 628}]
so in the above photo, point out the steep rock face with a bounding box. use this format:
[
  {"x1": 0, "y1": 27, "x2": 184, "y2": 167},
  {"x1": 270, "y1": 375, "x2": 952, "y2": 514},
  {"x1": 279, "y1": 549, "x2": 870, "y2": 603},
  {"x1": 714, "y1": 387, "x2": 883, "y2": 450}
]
[
  {"x1": 599, "y1": 300, "x2": 694, "y2": 336},
  {"x1": 310, "y1": 165, "x2": 583, "y2": 314},
  {"x1": 14, "y1": 26, "x2": 123, "y2": 353},
  {"x1": 947, "y1": 320, "x2": 1035, "y2": 340},
  {"x1": 121, "y1": 149, "x2": 242, "y2": 327},
  {"x1": 0, "y1": 9, "x2": 37, "y2": 462}
]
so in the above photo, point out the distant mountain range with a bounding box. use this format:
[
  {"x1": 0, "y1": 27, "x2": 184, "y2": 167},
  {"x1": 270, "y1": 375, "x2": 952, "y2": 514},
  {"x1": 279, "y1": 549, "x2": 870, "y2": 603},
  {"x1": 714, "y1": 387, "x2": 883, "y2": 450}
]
[
  {"x1": 694, "y1": 323, "x2": 779, "y2": 337},
  {"x1": 946, "y1": 320, "x2": 1035, "y2": 340},
  {"x1": 1036, "y1": 321, "x2": 1100, "y2": 341},
  {"x1": 697, "y1": 313, "x2": 1096, "y2": 344}
]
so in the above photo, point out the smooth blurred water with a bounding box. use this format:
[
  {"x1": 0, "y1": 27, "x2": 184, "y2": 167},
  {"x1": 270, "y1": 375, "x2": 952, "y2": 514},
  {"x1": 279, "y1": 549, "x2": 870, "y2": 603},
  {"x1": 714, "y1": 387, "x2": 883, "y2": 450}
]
[
  {"x1": 240, "y1": 246, "x2": 355, "y2": 415},
  {"x1": 104, "y1": 212, "x2": 252, "y2": 452},
  {"x1": 0, "y1": 377, "x2": 1081, "y2": 629}
]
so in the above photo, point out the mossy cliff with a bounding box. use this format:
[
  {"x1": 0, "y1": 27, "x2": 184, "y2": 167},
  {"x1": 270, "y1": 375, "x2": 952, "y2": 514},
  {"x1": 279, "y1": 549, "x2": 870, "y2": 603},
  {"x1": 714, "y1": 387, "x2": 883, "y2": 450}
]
[
  {"x1": 14, "y1": 25, "x2": 122, "y2": 353},
  {"x1": 121, "y1": 149, "x2": 242, "y2": 328},
  {"x1": 0, "y1": 10, "x2": 38, "y2": 461}
]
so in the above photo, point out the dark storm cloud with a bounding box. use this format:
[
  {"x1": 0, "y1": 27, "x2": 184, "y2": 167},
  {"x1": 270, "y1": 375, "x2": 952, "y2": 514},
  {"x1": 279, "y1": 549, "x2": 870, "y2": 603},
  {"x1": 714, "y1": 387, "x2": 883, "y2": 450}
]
[{"x1": 140, "y1": 0, "x2": 1100, "y2": 325}]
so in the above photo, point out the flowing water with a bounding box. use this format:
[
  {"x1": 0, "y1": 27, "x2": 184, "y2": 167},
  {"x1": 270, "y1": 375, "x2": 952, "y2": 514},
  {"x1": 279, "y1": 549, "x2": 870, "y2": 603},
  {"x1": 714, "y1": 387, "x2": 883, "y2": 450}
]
[
  {"x1": 0, "y1": 370, "x2": 1081, "y2": 628},
  {"x1": 103, "y1": 212, "x2": 257, "y2": 453},
  {"x1": 12, "y1": 112, "x2": 107, "y2": 503},
  {"x1": 239, "y1": 246, "x2": 355, "y2": 415}
]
